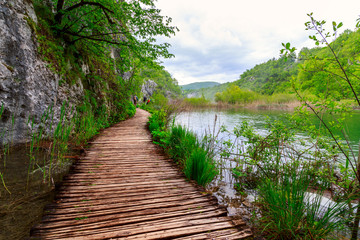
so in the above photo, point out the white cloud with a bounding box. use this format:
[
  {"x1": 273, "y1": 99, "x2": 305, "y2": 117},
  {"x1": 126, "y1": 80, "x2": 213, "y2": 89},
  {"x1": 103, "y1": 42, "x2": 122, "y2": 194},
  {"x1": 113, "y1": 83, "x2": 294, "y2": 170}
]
[{"x1": 156, "y1": 0, "x2": 360, "y2": 85}]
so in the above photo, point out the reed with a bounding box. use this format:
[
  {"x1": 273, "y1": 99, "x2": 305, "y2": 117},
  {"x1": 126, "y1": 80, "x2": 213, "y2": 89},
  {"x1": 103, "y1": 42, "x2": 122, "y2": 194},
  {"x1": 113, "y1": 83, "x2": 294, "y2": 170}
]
[
  {"x1": 184, "y1": 147, "x2": 218, "y2": 186},
  {"x1": 167, "y1": 125, "x2": 198, "y2": 165},
  {"x1": 256, "y1": 168, "x2": 348, "y2": 239}
]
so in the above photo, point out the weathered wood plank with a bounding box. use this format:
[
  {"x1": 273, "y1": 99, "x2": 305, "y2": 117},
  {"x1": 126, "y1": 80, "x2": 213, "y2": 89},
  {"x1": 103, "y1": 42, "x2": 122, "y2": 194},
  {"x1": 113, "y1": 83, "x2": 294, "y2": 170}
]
[{"x1": 32, "y1": 207, "x2": 227, "y2": 238}]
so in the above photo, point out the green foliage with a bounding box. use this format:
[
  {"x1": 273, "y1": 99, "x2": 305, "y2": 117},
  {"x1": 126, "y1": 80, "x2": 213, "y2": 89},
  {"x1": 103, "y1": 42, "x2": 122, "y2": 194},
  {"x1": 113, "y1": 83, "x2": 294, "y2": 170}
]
[
  {"x1": 147, "y1": 109, "x2": 217, "y2": 186},
  {"x1": 167, "y1": 125, "x2": 198, "y2": 165},
  {"x1": 150, "y1": 92, "x2": 169, "y2": 110},
  {"x1": 184, "y1": 147, "x2": 218, "y2": 186},
  {"x1": 136, "y1": 65, "x2": 182, "y2": 97},
  {"x1": 183, "y1": 95, "x2": 210, "y2": 107},
  {"x1": 257, "y1": 168, "x2": 347, "y2": 239},
  {"x1": 236, "y1": 55, "x2": 298, "y2": 95},
  {"x1": 215, "y1": 85, "x2": 260, "y2": 104},
  {"x1": 214, "y1": 84, "x2": 297, "y2": 105},
  {"x1": 166, "y1": 125, "x2": 217, "y2": 186},
  {"x1": 51, "y1": 0, "x2": 178, "y2": 67},
  {"x1": 148, "y1": 109, "x2": 167, "y2": 133}
]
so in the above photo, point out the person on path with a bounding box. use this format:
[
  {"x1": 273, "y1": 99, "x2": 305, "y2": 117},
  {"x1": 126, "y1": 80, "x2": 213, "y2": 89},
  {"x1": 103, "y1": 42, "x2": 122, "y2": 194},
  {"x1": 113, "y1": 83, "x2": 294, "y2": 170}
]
[{"x1": 133, "y1": 95, "x2": 137, "y2": 106}]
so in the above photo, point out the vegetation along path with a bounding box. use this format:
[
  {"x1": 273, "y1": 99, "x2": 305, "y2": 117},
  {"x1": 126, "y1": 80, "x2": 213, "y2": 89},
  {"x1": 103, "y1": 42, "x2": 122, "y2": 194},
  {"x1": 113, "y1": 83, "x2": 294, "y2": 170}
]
[{"x1": 30, "y1": 109, "x2": 252, "y2": 239}]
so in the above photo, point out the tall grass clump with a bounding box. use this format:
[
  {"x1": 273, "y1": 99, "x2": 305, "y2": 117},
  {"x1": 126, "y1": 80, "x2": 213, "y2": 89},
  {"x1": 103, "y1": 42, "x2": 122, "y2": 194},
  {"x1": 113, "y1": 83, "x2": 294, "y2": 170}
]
[
  {"x1": 147, "y1": 108, "x2": 218, "y2": 187},
  {"x1": 184, "y1": 147, "x2": 218, "y2": 186},
  {"x1": 256, "y1": 168, "x2": 348, "y2": 239},
  {"x1": 167, "y1": 125, "x2": 198, "y2": 164},
  {"x1": 167, "y1": 126, "x2": 217, "y2": 186}
]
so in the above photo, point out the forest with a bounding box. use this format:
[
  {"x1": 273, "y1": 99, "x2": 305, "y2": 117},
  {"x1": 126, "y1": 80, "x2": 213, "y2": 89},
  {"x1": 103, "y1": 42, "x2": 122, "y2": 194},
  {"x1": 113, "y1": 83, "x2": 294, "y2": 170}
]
[{"x1": 214, "y1": 27, "x2": 360, "y2": 106}]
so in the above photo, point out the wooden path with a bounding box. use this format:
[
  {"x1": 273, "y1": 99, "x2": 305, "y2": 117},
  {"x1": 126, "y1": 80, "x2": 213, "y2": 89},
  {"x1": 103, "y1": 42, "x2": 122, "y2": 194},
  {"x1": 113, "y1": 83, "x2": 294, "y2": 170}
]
[{"x1": 31, "y1": 109, "x2": 252, "y2": 239}]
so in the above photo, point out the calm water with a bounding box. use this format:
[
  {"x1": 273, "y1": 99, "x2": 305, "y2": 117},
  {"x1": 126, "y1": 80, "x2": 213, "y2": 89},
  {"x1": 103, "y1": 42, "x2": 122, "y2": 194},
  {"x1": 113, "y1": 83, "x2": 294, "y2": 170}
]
[
  {"x1": 174, "y1": 108, "x2": 360, "y2": 218},
  {"x1": 0, "y1": 145, "x2": 77, "y2": 240}
]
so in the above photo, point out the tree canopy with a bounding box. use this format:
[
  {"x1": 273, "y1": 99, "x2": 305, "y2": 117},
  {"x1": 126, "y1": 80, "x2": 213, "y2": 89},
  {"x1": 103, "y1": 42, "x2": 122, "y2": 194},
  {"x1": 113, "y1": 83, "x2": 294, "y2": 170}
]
[{"x1": 52, "y1": 0, "x2": 178, "y2": 65}]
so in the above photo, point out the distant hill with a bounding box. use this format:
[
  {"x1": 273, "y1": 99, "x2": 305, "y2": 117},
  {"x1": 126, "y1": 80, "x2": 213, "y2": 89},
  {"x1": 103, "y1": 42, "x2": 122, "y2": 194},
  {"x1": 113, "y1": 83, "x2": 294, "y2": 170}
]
[
  {"x1": 180, "y1": 81, "x2": 220, "y2": 90},
  {"x1": 183, "y1": 82, "x2": 232, "y2": 101},
  {"x1": 232, "y1": 29, "x2": 360, "y2": 97}
]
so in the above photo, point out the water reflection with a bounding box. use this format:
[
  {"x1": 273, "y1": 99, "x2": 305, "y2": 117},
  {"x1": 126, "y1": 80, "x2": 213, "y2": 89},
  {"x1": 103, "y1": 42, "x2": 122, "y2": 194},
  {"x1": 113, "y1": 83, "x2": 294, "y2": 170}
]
[
  {"x1": 0, "y1": 145, "x2": 77, "y2": 239},
  {"x1": 174, "y1": 108, "x2": 360, "y2": 220}
]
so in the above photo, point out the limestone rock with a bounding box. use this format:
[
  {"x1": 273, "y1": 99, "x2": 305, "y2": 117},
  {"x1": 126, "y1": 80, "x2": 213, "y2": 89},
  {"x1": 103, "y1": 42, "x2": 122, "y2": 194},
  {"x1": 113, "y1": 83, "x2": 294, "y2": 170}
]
[
  {"x1": 141, "y1": 79, "x2": 157, "y2": 98},
  {"x1": 0, "y1": 0, "x2": 83, "y2": 145}
]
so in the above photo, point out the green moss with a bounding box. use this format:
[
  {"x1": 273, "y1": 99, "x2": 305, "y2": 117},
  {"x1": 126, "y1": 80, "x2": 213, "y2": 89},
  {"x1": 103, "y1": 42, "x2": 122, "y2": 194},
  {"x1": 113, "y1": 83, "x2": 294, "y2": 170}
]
[{"x1": 24, "y1": 15, "x2": 36, "y2": 33}]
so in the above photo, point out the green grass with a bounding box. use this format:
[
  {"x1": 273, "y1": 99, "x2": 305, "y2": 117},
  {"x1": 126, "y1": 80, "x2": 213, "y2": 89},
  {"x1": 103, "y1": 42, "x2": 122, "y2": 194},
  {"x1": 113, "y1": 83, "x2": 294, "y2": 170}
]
[
  {"x1": 184, "y1": 148, "x2": 218, "y2": 186},
  {"x1": 256, "y1": 168, "x2": 348, "y2": 239},
  {"x1": 148, "y1": 111, "x2": 218, "y2": 187},
  {"x1": 167, "y1": 125, "x2": 198, "y2": 165}
]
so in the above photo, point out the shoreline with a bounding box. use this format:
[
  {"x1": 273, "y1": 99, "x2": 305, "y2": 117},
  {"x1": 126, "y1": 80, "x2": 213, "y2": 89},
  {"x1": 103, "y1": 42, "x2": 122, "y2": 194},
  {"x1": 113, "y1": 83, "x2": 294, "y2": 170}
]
[
  {"x1": 179, "y1": 101, "x2": 301, "y2": 111},
  {"x1": 179, "y1": 101, "x2": 360, "y2": 112}
]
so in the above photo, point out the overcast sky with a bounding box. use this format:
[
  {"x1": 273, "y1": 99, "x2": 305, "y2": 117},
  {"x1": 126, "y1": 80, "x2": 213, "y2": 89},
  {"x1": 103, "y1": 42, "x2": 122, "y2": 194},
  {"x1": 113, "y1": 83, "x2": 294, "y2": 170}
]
[{"x1": 155, "y1": 0, "x2": 360, "y2": 85}]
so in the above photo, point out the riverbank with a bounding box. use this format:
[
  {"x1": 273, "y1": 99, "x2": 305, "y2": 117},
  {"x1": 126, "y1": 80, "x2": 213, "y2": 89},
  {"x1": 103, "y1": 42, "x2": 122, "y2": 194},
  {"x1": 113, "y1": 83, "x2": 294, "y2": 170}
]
[{"x1": 180, "y1": 100, "x2": 301, "y2": 111}]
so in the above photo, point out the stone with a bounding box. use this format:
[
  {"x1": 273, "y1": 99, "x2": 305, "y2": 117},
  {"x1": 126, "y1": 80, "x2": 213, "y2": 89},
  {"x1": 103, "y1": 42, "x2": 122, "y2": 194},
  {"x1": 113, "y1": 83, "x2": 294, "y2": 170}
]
[{"x1": 141, "y1": 79, "x2": 157, "y2": 98}]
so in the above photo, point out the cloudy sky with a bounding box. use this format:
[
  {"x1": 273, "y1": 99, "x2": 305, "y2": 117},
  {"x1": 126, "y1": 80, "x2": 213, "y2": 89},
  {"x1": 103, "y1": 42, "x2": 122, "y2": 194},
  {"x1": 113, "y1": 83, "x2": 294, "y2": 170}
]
[{"x1": 155, "y1": 0, "x2": 360, "y2": 85}]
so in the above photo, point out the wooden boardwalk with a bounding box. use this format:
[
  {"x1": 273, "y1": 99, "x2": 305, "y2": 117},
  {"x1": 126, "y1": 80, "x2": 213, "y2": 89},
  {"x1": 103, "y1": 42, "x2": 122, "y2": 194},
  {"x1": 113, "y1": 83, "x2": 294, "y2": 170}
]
[{"x1": 31, "y1": 109, "x2": 252, "y2": 239}]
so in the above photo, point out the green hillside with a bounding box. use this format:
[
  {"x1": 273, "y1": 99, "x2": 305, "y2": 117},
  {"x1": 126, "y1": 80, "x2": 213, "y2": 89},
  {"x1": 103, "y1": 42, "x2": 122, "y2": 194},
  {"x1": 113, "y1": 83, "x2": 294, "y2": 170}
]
[
  {"x1": 215, "y1": 28, "x2": 360, "y2": 101},
  {"x1": 181, "y1": 81, "x2": 220, "y2": 90}
]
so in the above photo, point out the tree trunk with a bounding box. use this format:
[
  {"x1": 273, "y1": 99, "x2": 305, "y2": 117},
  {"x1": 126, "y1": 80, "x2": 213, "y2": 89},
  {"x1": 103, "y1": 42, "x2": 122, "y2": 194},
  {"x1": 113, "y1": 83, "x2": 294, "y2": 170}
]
[{"x1": 55, "y1": 0, "x2": 65, "y2": 24}]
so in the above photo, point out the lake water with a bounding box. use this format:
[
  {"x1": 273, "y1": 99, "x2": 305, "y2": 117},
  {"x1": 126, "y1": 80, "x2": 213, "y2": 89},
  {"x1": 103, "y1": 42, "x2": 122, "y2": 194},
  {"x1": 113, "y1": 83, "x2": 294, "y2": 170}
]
[
  {"x1": 174, "y1": 108, "x2": 360, "y2": 218},
  {"x1": 0, "y1": 145, "x2": 78, "y2": 239}
]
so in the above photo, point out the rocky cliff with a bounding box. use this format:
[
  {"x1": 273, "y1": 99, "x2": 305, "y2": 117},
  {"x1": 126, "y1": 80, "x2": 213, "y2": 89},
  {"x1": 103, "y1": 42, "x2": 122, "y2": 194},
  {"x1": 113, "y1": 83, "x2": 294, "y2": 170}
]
[{"x1": 0, "y1": 0, "x2": 84, "y2": 145}]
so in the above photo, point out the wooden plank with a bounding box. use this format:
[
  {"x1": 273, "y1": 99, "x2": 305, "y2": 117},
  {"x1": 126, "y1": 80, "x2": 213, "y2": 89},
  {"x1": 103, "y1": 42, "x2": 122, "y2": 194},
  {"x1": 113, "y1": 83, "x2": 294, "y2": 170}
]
[
  {"x1": 36, "y1": 202, "x2": 217, "y2": 229},
  {"x1": 42, "y1": 196, "x2": 215, "y2": 221},
  {"x1": 174, "y1": 228, "x2": 253, "y2": 240},
  {"x1": 65, "y1": 220, "x2": 239, "y2": 240},
  {"x1": 46, "y1": 191, "x2": 203, "y2": 208},
  {"x1": 54, "y1": 186, "x2": 199, "y2": 203},
  {"x1": 45, "y1": 194, "x2": 210, "y2": 215},
  {"x1": 55, "y1": 185, "x2": 199, "y2": 199},
  {"x1": 32, "y1": 207, "x2": 227, "y2": 237}
]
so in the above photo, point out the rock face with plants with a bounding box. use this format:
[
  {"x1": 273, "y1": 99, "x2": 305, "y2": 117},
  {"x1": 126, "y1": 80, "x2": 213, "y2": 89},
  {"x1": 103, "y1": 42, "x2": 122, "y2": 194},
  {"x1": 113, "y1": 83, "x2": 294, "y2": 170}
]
[
  {"x1": 0, "y1": 0, "x2": 178, "y2": 146},
  {"x1": 0, "y1": 0, "x2": 84, "y2": 145}
]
